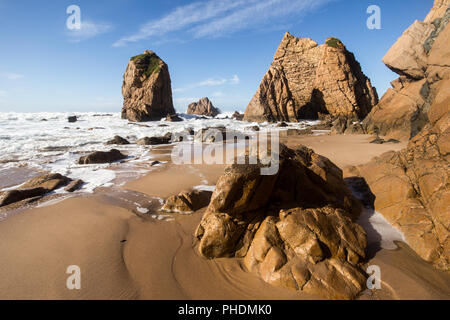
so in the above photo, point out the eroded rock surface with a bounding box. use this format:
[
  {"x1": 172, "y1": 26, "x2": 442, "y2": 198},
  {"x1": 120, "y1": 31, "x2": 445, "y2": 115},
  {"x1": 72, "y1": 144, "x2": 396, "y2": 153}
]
[
  {"x1": 121, "y1": 50, "x2": 176, "y2": 122},
  {"x1": 195, "y1": 145, "x2": 366, "y2": 299},
  {"x1": 244, "y1": 207, "x2": 367, "y2": 300},
  {"x1": 162, "y1": 190, "x2": 213, "y2": 213},
  {"x1": 78, "y1": 149, "x2": 127, "y2": 164},
  {"x1": 351, "y1": 1, "x2": 450, "y2": 271},
  {"x1": 106, "y1": 136, "x2": 130, "y2": 145},
  {"x1": 363, "y1": 1, "x2": 449, "y2": 140},
  {"x1": 20, "y1": 173, "x2": 71, "y2": 191},
  {"x1": 64, "y1": 179, "x2": 84, "y2": 192},
  {"x1": 243, "y1": 33, "x2": 378, "y2": 122},
  {"x1": 137, "y1": 133, "x2": 172, "y2": 145},
  {"x1": 0, "y1": 188, "x2": 47, "y2": 207},
  {"x1": 0, "y1": 173, "x2": 73, "y2": 207},
  {"x1": 187, "y1": 97, "x2": 220, "y2": 117}
]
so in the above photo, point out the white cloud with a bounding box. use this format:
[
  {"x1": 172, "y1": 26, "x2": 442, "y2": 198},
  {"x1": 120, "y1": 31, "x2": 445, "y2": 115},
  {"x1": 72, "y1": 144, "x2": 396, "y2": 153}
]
[
  {"x1": 0, "y1": 90, "x2": 6, "y2": 97},
  {"x1": 113, "y1": 0, "x2": 332, "y2": 46},
  {"x1": 229, "y1": 75, "x2": 239, "y2": 84},
  {"x1": 174, "y1": 75, "x2": 239, "y2": 92},
  {"x1": 67, "y1": 20, "x2": 113, "y2": 42},
  {"x1": 1, "y1": 73, "x2": 24, "y2": 80}
]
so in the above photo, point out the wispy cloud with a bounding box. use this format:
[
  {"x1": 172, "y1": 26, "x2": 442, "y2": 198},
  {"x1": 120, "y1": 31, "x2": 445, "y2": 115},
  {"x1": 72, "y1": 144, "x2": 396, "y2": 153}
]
[
  {"x1": 191, "y1": 0, "x2": 330, "y2": 38},
  {"x1": 113, "y1": 0, "x2": 332, "y2": 47},
  {"x1": 1, "y1": 73, "x2": 24, "y2": 80},
  {"x1": 67, "y1": 20, "x2": 113, "y2": 42},
  {"x1": 174, "y1": 74, "x2": 239, "y2": 93},
  {"x1": 0, "y1": 90, "x2": 6, "y2": 97},
  {"x1": 113, "y1": 0, "x2": 251, "y2": 47}
]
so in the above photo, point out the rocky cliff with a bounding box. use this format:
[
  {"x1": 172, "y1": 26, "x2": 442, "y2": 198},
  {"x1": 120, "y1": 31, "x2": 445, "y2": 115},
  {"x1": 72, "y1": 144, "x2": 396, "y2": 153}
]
[
  {"x1": 363, "y1": 0, "x2": 449, "y2": 140},
  {"x1": 243, "y1": 33, "x2": 378, "y2": 122},
  {"x1": 121, "y1": 50, "x2": 176, "y2": 122},
  {"x1": 186, "y1": 97, "x2": 220, "y2": 117},
  {"x1": 352, "y1": 0, "x2": 450, "y2": 270}
]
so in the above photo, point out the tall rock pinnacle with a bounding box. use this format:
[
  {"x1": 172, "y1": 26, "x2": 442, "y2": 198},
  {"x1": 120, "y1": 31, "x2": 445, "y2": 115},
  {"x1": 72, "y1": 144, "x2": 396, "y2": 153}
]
[
  {"x1": 121, "y1": 50, "x2": 176, "y2": 122},
  {"x1": 244, "y1": 32, "x2": 378, "y2": 122}
]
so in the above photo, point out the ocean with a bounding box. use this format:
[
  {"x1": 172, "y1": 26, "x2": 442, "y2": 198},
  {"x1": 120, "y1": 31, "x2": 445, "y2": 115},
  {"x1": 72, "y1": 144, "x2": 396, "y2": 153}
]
[{"x1": 0, "y1": 112, "x2": 319, "y2": 194}]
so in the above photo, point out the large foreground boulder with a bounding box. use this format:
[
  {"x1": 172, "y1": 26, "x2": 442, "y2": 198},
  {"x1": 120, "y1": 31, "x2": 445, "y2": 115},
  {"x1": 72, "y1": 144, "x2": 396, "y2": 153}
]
[
  {"x1": 244, "y1": 207, "x2": 367, "y2": 300},
  {"x1": 187, "y1": 97, "x2": 220, "y2": 117},
  {"x1": 243, "y1": 33, "x2": 378, "y2": 122},
  {"x1": 195, "y1": 145, "x2": 366, "y2": 299},
  {"x1": 121, "y1": 50, "x2": 176, "y2": 122},
  {"x1": 64, "y1": 179, "x2": 84, "y2": 192},
  {"x1": 382, "y1": 21, "x2": 435, "y2": 79},
  {"x1": 363, "y1": 1, "x2": 449, "y2": 140}
]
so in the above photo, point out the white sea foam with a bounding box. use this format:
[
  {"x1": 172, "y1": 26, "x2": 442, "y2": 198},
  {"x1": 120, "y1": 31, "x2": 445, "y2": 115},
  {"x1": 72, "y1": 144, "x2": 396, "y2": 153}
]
[
  {"x1": 0, "y1": 112, "x2": 319, "y2": 193},
  {"x1": 136, "y1": 207, "x2": 149, "y2": 214},
  {"x1": 193, "y1": 185, "x2": 216, "y2": 192},
  {"x1": 358, "y1": 208, "x2": 407, "y2": 250}
]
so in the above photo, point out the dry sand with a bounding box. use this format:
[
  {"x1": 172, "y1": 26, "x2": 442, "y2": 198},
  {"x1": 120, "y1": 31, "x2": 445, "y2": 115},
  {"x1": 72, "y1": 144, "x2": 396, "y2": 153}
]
[
  {"x1": 282, "y1": 134, "x2": 407, "y2": 168},
  {"x1": 0, "y1": 134, "x2": 448, "y2": 300}
]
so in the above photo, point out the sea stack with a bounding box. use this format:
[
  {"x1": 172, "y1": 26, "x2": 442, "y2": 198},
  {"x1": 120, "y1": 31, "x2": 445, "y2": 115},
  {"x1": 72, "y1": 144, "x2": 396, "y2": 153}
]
[
  {"x1": 121, "y1": 50, "x2": 176, "y2": 122},
  {"x1": 243, "y1": 33, "x2": 378, "y2": 122},
  {"x1": 186, "y1": 97, "x2": 220, "y2": 117}
]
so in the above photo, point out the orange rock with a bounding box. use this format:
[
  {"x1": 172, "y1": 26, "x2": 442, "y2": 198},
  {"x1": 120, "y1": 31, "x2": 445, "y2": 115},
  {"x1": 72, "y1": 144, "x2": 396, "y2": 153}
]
[
  {"x1": 121, "y1": 50, "x2": 176, "y2": 122},
  {"x1": 243, "y1": 33, "x2": 378, "y2": 122},
  {"x1": 196, "y1": 145, "x2": 367, "y2": 299}
]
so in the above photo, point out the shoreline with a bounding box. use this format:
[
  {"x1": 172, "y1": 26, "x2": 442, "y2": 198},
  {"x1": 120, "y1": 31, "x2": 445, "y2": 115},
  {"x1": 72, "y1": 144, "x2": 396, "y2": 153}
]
[{"x1": 0, "y1": 133, "x2": 448, "y2": 300}]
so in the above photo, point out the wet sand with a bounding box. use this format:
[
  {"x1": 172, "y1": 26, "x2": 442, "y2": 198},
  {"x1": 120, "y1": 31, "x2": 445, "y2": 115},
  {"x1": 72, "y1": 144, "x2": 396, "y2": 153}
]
[{"x1": 0, "y1": 134, "x2": 448, "y2": 300}]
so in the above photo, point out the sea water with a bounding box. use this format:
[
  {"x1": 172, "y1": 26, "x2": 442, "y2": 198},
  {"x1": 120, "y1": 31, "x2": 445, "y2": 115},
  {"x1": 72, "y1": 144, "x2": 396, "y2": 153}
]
[{"x1": 0, "y1": 112, "x2": 319, "y2": 193}]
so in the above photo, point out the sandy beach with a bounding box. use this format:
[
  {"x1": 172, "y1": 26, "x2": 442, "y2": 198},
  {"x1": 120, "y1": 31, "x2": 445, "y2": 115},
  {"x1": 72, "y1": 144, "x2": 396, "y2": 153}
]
[{"x1": 0, "y1": 134, "x2": 448, "y2": 300}]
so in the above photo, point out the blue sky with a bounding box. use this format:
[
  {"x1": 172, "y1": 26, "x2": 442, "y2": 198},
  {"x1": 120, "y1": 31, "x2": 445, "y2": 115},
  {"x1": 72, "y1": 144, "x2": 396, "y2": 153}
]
[{"x1": 0, "y1": 0, "x2": 434, "y2": 113}]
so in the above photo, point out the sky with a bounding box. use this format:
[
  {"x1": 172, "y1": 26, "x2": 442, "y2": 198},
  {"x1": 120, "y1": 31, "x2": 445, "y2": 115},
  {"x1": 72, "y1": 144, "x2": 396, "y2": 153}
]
[{"x1": 0, "y1": 0, "x2": 434, "y2": 113}]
